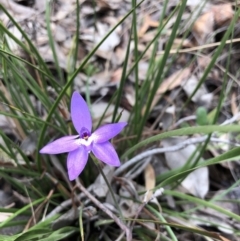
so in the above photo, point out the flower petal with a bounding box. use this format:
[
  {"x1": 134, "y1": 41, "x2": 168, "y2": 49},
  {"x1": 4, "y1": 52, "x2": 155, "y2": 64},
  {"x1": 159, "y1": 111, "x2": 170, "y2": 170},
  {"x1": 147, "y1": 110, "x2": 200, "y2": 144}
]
[
  {"x1": 91, "y1": 122, "x2": 127, "y2": 143},
  {"x1": 67, "y1": 146, "x2": 88, "y2": 181},
  {"x1": 40, "y1": 135, "x2": 79, "y2": 154},
  {"x1": 92, "y1": 142, "x2": 120, "y2": 166},
  {"x1": 71, "y1": 91, "x2": 92, "y2": 134}
]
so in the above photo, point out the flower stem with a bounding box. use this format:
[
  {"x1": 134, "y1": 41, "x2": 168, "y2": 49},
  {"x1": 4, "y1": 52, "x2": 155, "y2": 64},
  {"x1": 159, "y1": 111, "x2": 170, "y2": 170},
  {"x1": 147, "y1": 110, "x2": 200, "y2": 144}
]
[{"x1": 90, "y1": 154, "x2": 124, "y2": 222}]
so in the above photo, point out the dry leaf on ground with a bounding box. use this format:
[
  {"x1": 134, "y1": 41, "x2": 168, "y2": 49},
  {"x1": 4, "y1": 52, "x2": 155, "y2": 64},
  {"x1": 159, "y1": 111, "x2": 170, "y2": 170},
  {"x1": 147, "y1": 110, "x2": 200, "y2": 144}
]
[
  {"x1": 182, "y1": 74, "x2": 213, "y2": 107},
  {"x1": 162, "y1": 137, "x2": 209, "y2": 198},
  {"x1": 192, "y1": 11, "x2": 215, "y2": 45},
  {"x1": 211, "y1": 3, "x2": 233, "y2": 26},
  {"x1": 143, "y1": 68, "x2": 191, "y2": 115},
  {"x1": 91, "y1": 102, "x2": 130, "y2": 125},
  {"x1": 144, "y1": 163, "x2": 156, "y2": 201},
  {"x1": 92, "y1": 166, "x2": 114, "y2": 198},
  {"x1": 157, "y1": 68, "x2": 191, "y2": 94}
]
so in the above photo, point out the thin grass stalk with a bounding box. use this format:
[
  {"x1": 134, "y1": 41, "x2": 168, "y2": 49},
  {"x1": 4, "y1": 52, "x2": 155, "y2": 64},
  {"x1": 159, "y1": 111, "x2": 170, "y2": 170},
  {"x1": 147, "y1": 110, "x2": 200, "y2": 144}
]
[
  {"x1": 147, "y1": 205, "x2": 178, "y2": 241},
  {"x1": 182, "y1": 6, "x2": 240, "y2": 109},
  {"x1": 132, "y1": 0, "x2": 140, "y2": 134},
  {"x1": 173, "y1": 8, "x2": 239, "y2": 176},
  {"x1": 133, "y1": 216, "x2": 236, "y2": 239},
  {"x1": 1, "y1": 54, "x2": 67, "y2": 131},
  {"x1": 112, "y1": 26, "x2": 132, "y2": 123},
  {"x1": 136, "y1": 0, "x2": 188, "y2": 141},
  {"x1": 74, "y1": 0, "x2": 80, "y2": 72},
  {"x1": 1, "y1": 53, "x2": 28, "y2": 136},
  {"x1": 149, "y1": 1, "x2": 208, "y2": 131},
  {"x1": 96, "y1": 91, "x2": 118, "y2": 129},
  {"x1": 0, "y1": 5, "x2": 52, "y2": 78},
  {"x1": 0, "y1": 48, "x2": 61, "y2": 88},
  {"x1": 125, "y1": 3, "x2": 179, "y2": 140},
  {"x1": 1, "y1": 55, "x2": 49, "y2": 108},
  {"x1": 6, "y1": 56, "x2": 37, "y2": 116},
  {"x1": 165, "y1": 190, "x2": 240, "y2": 222},
  {"x1": 45, "y1": 0, "x2": 64, "y2": 84},
  {"x1": 187, "y1": 18, "x2": 235, "y2": 170},
  {"x1": 0, "y1": 196, "x2": 52, "y2": 228},
  {"x1": 66, "y1": 0, "x2": 80, "y2": 96},
  {"x1": 127, "y1": 4, "x2": 178, "y2": 78},
  {"x1": 161, "y1": 0, "x2": 207, "y2": 83},
  {"x1": 0, "y1": 168, "x2": 37, "y2": 177},
  {"x1": 182, "y1": 178, "x2": 240, "y2": 215},
  {"x1": 146, "y1": 1, "x2": 168, "y2": 77},
  {"x1": 122, "y1": 125, "x2": 240, "y2": 159},
  {"x1": 135, "y1": 229, "x2": 156, "y2": 241},
  {"x1": 0, "y1": 110, "x2": 65, "y2": 134},
  {"x1": 7, "y1": 66, "x2": 66, "y2": 129},
  {"x1": 157, "y1": 147, "x2": 240, "y2": 188},
  {"x1": 76, "y1": 179, "x2": 132, "y2": 241},
  {"x1": 0, "y1": 130, "x2": 25, "y2": 164}
]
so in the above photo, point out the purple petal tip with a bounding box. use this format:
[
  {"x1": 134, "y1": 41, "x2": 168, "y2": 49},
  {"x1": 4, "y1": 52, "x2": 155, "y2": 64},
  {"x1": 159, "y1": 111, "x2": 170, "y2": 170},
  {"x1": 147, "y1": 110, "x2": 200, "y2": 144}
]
[{"x1": 71, "y1": 91, "x2": 92, "y2": 134}]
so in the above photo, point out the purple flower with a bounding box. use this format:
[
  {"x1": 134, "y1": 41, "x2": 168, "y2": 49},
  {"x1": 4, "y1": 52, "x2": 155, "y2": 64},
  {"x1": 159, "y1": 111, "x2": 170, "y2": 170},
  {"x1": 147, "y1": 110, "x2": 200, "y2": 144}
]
[{"x1": 40, "y1": 91, "x2": 127, "y2": 181}]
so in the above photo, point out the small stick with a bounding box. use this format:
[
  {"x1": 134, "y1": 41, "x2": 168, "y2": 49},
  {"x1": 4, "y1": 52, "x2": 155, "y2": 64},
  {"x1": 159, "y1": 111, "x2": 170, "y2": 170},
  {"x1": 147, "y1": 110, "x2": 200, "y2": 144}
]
[
  {"x1": 114, "y1": 136, "x2": 240, "y2": 176},
  {"x1": 75, "y1": 179, "x2": 132, "y2": 241},
  {"x1": 45, "y1": 185, "x2": 93, "y2": 219}
]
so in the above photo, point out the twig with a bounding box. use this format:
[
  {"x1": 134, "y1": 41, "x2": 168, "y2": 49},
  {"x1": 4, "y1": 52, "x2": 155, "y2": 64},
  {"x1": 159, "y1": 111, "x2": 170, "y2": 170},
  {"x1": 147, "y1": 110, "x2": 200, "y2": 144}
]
[
  {"x1": 170, "y1": 115, "x2": 196, "y2": 129},
  {"x1": 221, "y1": 112, "x2": 240, "y2": 125},
  {"x1": 172, "y1": 112, "x2": 240, "y2": 128},
  {"x1": 45, "y1": 185, "x2": 93, "y2": 219},
  {"x1": 12, "y1": 190, "x2": 29, "y2": 204},
  {"x1": 75, "y1": 179, "x2": 132, "y2": 241},
  {"x1": 125, "y1": 156, "x2": 152, "y2": 179},
  {"x1": 115, "y1": 136, "x2": 240, "y2": 176}
]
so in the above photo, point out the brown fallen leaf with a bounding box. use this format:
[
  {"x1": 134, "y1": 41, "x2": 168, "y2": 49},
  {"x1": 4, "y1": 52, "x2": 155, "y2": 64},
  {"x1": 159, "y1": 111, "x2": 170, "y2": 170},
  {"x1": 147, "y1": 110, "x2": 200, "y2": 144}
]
[
  {"x1": 197, "y1": 55, "x2": 211, "y2": 69},
  {"x1": 144, "y1": 163, "x2": 155, "y2": 202},
  {"x1": 162, "y1": 137, "x2": 209, "y2": 198},
  {"x1": 192, "y1": 11, "x2": 214, "y2": 45},
  {"x1": 142, "y1": 67, "x2": 191, "y2": 115},
  {"x1": 231, "y1": 92, "x2": 238, "y2": 116},
  {"x1": 157, "y1": 68, "x2": 191, "y2": 94},
  {"x1": 138, "y1": 14, "x2": 159, "y2": 38},
  {"x1": 111, "y1": 68, "x2": 122, "y2": 83},
  {"x1": 212, "y1": 3, "x2": 233, "y2": 27},
  {"x1": 171, "y1": 38, "x2": 194, "y2": 51}
]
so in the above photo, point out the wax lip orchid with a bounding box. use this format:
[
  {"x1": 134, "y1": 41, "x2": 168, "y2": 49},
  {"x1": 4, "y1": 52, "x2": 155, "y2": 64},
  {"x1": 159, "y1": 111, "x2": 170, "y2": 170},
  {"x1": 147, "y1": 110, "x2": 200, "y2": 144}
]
[{"x1": 40, "y1": 91, "x2": 127, "y2": 181}]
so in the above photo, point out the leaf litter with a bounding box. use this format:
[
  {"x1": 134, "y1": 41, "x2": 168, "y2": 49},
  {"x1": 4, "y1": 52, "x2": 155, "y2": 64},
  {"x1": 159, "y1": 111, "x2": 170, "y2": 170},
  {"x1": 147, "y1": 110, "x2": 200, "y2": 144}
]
[{"x1": 0, "y1": 0, "x2": 240, "y2": 240}]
